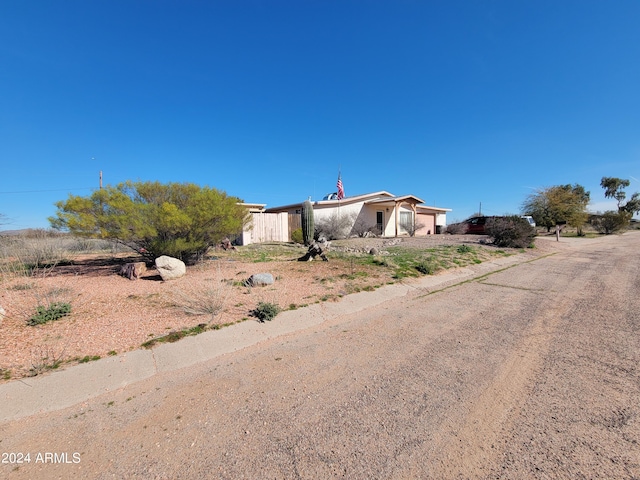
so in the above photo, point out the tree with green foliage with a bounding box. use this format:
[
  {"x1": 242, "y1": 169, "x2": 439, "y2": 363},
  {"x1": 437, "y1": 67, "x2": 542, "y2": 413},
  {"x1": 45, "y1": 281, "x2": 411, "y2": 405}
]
[
  {"x1": 594, "y1": 177, "x2": 640, "y2": 234},
  {"x1": 50, "y1": 181, "x2": 248, "y2": 263},
  {"x1": 522, "y1": 184, "x2": 590, "y2": 234},
  {"x1": 600, "y1": 177, "x2": 640, "y2": 215}
]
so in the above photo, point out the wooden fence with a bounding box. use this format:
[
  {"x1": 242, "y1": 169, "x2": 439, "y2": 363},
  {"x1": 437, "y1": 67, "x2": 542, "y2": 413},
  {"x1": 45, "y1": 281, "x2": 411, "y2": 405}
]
[{"x1": 239, "y1": 212, "x2": 300, "y2": 244}]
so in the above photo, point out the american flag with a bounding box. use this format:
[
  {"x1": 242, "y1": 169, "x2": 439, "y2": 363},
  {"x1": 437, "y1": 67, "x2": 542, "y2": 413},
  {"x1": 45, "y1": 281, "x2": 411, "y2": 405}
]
[{"x1": 336, "y1": 173, "x2": 345, "y2": 200}]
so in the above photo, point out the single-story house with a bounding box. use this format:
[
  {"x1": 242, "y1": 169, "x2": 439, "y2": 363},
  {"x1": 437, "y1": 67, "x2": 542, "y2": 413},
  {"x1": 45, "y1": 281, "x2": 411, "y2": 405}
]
[{"x1": 264, "y1": 191, "x2": 450, "y2": 238}]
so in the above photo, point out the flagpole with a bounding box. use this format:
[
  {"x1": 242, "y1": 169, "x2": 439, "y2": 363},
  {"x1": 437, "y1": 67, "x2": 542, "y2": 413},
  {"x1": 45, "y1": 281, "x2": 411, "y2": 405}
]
[{"x1": 337, "y1": 169, "x2": 342, "y2": 219}]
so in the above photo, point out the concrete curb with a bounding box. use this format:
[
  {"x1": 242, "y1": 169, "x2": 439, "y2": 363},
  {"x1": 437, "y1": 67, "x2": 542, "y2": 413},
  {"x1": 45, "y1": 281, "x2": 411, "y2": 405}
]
[{"x1": 0, "y1": 251, "x2": 541, "y2": 423}]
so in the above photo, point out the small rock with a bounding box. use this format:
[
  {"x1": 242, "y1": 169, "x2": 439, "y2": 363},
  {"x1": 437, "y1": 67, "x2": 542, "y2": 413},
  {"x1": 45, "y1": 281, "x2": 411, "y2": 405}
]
[
  {"x1": 369, "y1": 247, "x2": 379, "y2": 255},
  {"x1": 0, "y1": 305, "x2": 5, "y2": 325},
  {"x1": 155, "y1": 256, "x2": 186, "y2": 281}
]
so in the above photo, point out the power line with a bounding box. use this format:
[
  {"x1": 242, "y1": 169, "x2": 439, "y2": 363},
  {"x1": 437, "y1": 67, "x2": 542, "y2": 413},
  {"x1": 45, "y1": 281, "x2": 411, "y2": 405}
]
[{"x1": 0, "y1": 187, "x2": 95, "y2": 194}]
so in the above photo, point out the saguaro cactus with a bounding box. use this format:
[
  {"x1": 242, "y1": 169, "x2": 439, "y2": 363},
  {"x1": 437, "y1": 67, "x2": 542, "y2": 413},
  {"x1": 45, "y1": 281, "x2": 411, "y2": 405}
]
[{"x1": 301, "y1": 199, "x2": 315, "y2": 246}]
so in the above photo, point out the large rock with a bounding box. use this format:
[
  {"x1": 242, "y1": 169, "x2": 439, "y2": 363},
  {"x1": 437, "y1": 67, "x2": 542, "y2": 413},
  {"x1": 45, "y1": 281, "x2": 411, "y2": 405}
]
[
  {"x1": 247, "y1": 273, "x2": 275, "y2": 287},
  {"x1": 155, "y1": 256, "x2": 186, "y2": 281}
]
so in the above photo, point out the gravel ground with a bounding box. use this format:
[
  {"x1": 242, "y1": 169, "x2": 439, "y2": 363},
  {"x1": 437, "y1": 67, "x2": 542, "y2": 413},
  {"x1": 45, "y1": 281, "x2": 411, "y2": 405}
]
[
  {"x1": 0, "y1": 234, "x2": 525, "y2": 379},
  {"x1": 1, "y1": 232, "x2": 638, "y2": 479}
]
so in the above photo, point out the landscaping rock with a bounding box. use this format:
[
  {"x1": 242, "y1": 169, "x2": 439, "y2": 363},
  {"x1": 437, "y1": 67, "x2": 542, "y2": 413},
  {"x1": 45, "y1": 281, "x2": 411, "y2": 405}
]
[
  {"x1": 247, "y1": 273, "x2": 275, "y2": 287},
  {"x1": 369, "y1": 247, "x2": 379, "y2": 255},
  {"x1": 155, "y1": 256, "x2": 186, "y2": 281},
  {"x1": 0, "y1": 305, "x2": 5, "y2": 325}
]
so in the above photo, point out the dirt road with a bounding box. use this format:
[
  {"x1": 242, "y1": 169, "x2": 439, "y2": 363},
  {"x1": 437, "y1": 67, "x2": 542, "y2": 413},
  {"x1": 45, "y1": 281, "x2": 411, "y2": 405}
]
[{"x1": 2, "y1": 233, "x2": 639, "y2": 479}]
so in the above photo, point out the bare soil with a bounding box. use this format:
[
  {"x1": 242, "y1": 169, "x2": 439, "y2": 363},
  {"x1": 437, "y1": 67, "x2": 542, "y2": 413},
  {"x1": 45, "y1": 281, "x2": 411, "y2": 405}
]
[{"x1": 1, "y1": 235, "x2": 538, "y2": 380}]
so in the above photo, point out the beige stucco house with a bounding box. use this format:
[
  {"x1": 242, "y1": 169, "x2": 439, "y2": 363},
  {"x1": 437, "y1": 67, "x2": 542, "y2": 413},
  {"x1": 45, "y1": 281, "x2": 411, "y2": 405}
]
[{"x1": 264, "y1": 191, "x2": 450, "y2": 238}]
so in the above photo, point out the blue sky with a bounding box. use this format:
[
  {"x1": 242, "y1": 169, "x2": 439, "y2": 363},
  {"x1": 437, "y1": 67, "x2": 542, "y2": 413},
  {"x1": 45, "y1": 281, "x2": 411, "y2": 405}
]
[{"x1": 1, "y1": 0, "x2": 639, "y2": 229}]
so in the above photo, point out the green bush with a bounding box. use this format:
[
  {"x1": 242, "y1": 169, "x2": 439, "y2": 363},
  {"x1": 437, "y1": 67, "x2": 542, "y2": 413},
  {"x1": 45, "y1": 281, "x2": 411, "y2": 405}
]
[
  {"x1": 485, "y1": 216, "x2": 536, "y2": 248},
  {"x1": 457, "y1": 244, "x2": 474, "y2": 253},
  {"x1": 27, "y1": 302, "x2": 71, "y2": 326},
  {"x1": 590, "y1": 211, "x2": 632, "y2": 234},
  {"x1": 252, "y1": 302, "x2": 280, "y2": 322},
  {"x1": 415, "y1": 260, "x2": 437, "y2": 275},
  {"x1": 50, "y1": 181, "x2": 248, "y2": 264},
  {"x1": 291, "y1": 228, "x2": 304, "y2": 244}
]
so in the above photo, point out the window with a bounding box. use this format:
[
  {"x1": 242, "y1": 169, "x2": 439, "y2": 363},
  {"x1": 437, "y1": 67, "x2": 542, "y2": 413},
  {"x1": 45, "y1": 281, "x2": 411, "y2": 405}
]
[{"x1": 400, "y1": 211, "x2": 413, "y2": 232}]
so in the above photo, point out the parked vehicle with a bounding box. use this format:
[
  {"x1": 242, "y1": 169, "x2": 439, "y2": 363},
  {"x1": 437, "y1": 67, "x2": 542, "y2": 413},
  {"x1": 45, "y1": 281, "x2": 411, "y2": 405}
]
[
  {"x1": 445, "y1": 216, "x2": 490, "y2": 234},
  {"x1": 521, "y1": 215, "x2": 536, "y2": 228},
  {"x1": 464, "y1": 216, "x2": 489, "y2": 234}
]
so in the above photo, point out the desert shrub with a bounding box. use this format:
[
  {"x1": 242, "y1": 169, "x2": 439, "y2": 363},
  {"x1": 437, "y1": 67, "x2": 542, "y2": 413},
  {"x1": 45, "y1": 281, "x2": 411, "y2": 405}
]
[
  {"x1": 50, "y1": 181, "x2": 248, "y2": 264},
  {"x1": 445, "y1": 222, "x2": 468, "y2": 234},
  {"x1": 291, "y1": 228, "x2": 304, "y2": 244},
  {"x1": 27, "y1": 302, "x2": 71, "y2": 326},
  {"x1": 403, "y1": 221, "x2": 425, "y2": 237},
  {"x1": 315, "y1": 212, "x2": 352, "y2": 240},
  {"x1": 171, "y1": 274, "x2": 231, "y2": 322},
  {"x1": 457, "y1": 244, "x2": 474, "y2": 253},
  {"x1": 415, "y1": 259, "x2": 437, "y2": 275},
  {"x1": 28, "y1": 346, "x2": 66, "y2": 376},
  {"x1": 0, "y1": 235, "x2": 72, "y2": 276},
  {"x1": 485, "y1": 216, "x2": 536, "y2": 248},
  {"x1": 351, "y1": 214, "x2": 376, "y2": 237},
  {"x1": 252, "y1": 301, "x2": 280, "y2": 322},
  {"x1": 590, "y1": 211, "x2": 632, "y2": 234}
]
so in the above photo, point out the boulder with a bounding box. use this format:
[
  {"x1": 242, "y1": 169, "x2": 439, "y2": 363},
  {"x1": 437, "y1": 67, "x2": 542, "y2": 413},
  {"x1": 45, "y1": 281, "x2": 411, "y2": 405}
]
[
  {"x1": 247, "y1": 273, "x2": 275, "y2": 287},
  {"x1": 155, "y1": 256, "x2": 186, "y2": 281}
]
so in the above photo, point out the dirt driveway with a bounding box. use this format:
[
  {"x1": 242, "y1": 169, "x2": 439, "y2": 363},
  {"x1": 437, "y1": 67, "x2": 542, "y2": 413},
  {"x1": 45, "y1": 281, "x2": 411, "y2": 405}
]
[{"x1": 1, "y1": 233, "x2": 639, "y2": 479}]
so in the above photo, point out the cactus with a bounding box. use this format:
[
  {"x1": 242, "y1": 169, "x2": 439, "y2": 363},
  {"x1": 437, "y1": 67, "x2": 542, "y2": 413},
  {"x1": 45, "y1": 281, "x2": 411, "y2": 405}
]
[{"x1": 301, "y1": 199, "x2": 315, "y2": 246}]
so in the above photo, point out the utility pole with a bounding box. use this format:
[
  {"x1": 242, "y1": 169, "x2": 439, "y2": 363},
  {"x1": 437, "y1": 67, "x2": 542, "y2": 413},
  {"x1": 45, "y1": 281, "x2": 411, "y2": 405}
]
[{"x1": 92, "y1": 157, "x2": 102, "y2": 189}]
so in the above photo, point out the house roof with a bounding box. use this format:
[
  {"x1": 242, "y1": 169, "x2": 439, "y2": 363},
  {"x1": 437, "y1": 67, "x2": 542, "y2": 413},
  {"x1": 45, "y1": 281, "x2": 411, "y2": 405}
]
[
  {"x1": 264, "y1": 191, "x2": 395, "y2": 212},
  {"x1": 364, "y1": 194, "x2": 425, "y2": 206},
  {"x1": 264, "y1": 191, "x2": 450, "y2": 213},
  {"x1": 416, "y1": 205, "x2": 451, "y2": 213},
  {"x1": 239, "y1": 202, "x2": 267, "y2": 213}
]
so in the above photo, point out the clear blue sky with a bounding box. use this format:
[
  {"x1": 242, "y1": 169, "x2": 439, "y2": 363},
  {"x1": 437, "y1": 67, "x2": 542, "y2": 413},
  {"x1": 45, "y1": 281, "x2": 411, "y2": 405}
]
[{"x1": 1, "y1": 0, "x2": 639, "y2": 229}]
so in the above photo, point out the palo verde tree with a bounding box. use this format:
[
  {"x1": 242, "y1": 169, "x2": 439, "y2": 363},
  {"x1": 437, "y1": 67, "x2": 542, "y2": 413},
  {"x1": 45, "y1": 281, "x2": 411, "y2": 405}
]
[
  {"x1": 522, "y1": 184, "x2": 590, "y2": 234},
  {"x1": 49, "y1": 181, "x2": 248, "y2": 264}
]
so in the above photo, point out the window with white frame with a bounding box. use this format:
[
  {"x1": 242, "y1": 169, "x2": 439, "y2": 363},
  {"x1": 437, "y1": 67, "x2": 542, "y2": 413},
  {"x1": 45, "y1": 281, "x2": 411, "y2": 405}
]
[{"x1": 400, "y1": 211, "x2": 413, "y2": 232}]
